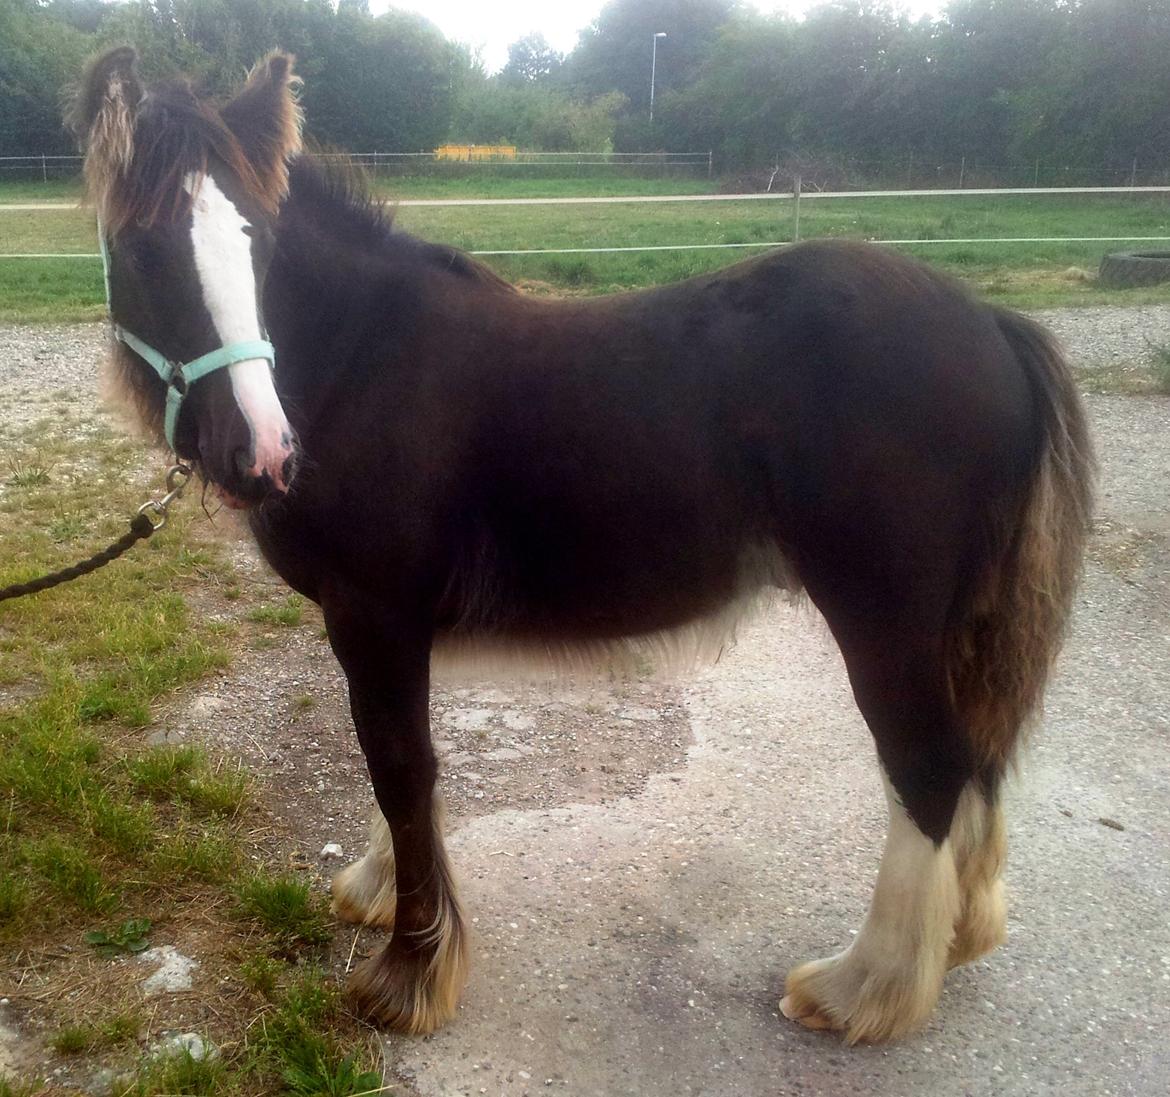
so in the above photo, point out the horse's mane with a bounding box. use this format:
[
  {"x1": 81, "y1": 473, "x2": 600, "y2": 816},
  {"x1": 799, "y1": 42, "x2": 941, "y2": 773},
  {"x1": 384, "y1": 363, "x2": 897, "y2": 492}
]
[
  {"x1": 69, "y1": 76, "x2": 276, "y2": 233},
  {"x1": 286, "y1": 154, "x2": 517, "y2": 295}
]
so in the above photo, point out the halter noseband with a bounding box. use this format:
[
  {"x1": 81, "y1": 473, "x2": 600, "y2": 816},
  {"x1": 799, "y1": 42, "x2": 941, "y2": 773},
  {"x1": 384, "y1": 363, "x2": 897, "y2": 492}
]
[{"x1": 98, "y1": 224, "x2": 276, "y2": 453}]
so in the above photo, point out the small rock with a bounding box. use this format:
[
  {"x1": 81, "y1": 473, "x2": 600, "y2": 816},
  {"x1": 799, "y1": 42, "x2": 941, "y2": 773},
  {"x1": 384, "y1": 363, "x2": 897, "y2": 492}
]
[
  {"x1": 154, "y1": 1032, "x2": 217, "y2": 1061},
  {"x1": 1097, "y1": 816, "x2": 1125, "y2": 831},
  {"x1": 138, "y1": 946, "x2": 198, "y2": 996},
  {"x1": 320, "y1": 842, "x2": 344, "y2": 859},
  {"x1": 146, "y1": 728, "x2": 184, "y2": 747}
]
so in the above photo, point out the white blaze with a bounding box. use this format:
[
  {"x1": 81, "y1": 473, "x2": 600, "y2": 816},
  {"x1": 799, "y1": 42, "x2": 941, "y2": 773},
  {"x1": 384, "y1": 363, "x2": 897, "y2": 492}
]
[{"x1": 185, "y1": 173, "x2": 290, "y2": 480}]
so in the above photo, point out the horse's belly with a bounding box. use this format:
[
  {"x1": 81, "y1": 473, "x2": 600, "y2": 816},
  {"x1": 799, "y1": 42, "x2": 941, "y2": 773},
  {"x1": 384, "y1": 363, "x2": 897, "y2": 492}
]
[{"x1": 431, "y1": 539, "x2": 800, "y2": 682}]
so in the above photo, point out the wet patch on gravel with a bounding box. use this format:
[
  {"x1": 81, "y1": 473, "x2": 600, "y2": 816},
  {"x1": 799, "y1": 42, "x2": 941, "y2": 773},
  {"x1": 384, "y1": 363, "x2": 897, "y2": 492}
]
[{"x1": 157, "y1": 619, "x2": 693, "y2": 875}]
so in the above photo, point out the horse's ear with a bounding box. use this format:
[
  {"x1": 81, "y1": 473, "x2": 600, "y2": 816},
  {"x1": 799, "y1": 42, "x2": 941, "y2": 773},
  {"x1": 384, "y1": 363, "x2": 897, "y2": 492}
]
[
  {"x1": 66, "y1": 46, "x2": 144, "y2": 176},
  {"x1": 221, "y1": 51, "x2": 303, "y2": 203}
]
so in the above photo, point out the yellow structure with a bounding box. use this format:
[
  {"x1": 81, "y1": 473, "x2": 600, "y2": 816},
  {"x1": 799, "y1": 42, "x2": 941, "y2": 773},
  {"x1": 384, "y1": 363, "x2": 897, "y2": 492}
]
[{"x1": 434, "y1": 144, "x2": 517, "y2": 161}]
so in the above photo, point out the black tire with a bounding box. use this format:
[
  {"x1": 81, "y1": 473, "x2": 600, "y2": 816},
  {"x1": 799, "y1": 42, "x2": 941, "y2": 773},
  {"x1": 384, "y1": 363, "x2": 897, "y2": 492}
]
[{"x1": 1098, "y1": 250, "x2": 1170, "y2": 288}]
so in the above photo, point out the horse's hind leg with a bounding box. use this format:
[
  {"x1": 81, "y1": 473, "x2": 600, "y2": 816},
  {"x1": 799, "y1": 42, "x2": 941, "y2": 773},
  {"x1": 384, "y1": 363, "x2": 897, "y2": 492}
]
[
  {"x1": 780, "y1": 632, "x2": 983, "y2": 1043},
  {"x1": 322, "y1": 590, "x2": 467, "y2": 1034}
]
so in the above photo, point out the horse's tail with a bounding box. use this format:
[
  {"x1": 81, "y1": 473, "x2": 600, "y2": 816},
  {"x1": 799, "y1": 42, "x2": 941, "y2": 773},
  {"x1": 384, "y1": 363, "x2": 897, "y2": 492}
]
[{"x1": 947, "y1": 309, "x2": 1095, "y2": 776}]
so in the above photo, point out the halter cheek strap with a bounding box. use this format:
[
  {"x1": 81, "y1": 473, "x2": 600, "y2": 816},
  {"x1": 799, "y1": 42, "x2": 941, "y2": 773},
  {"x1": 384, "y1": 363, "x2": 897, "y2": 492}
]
[{"x1": 98, "y1": 225, "x2": 276, "y2": 453}]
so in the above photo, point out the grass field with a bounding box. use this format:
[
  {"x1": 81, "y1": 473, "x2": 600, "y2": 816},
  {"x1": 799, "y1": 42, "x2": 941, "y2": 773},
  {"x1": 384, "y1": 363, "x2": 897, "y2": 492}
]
[{"x1": 2, "y1": 180, "x2": 1170, "y2": 322}]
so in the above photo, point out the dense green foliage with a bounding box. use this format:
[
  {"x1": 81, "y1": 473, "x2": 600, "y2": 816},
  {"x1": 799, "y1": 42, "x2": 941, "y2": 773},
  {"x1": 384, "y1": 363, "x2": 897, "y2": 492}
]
[{"x1": 2, "y1": 0, "x2": 1168, "y2": 176}]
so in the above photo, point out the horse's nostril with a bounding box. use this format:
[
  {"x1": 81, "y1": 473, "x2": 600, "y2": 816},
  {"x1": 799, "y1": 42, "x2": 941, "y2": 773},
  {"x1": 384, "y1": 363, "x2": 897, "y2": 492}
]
[{"x1": 281, "y1": 452, "x2": 298, "y2": 487}]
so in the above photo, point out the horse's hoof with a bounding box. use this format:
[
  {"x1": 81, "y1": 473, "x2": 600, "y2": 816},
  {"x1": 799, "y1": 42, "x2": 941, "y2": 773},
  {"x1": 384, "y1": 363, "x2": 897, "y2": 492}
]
[
  {"x1": 779, "y1": 994, "x2": 839, "y2": 1032},
  {"x1": 331, "y1": 857, "x2": 396, "y2": 930},
  {"x1": 781, "y1": 950, "x2": 942, "y2": 1044},
  {"x1": 947, "y1": 880, "x2": 1006, "y2": 970},
  {"x1": 348, "y1": 931, "x2": 468, "y2": 1035}
]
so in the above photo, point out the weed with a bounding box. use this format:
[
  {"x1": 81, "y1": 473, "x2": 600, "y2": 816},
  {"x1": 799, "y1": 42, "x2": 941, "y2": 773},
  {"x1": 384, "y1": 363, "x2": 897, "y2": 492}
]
[
  {"x1": 0, "y1": 1076, "x2": 43, "y2": 1097},
  {"x1": 251, "y1": 971, "x2": 385, "y2": 1097},
  {"x1": 292, "y1": 693, "x2": 317, "y2": 713},
  {"x1": 85, "y1": 916, "x2": 151, "y2": 957},
  {"x1": 235, "y1": 874, "x2": 331, "y2": 950},
  {"x1": 127, "y1": 746, "x2": 249, "y2": 816},
  {"x1": 24, "y1": 838, "x2": 118, "y2": 913},
  {"x1": 0, "y1": 876, "x2": 28, "y2": 922},
  {"x1": 1149, "y1": 342, "x2": 1170, "y2": 393},
  {"x1": 50, "y1": 1025, "x2": 91, "y2": 1054},
  {"x1": 6, "y1": 458, "x2": 51, "y2": 487},
  {"x1": 240, "y1": 953, "x2": 282, "y2": 998},
  {"x1": 151, "y1": 826, "x2": 240, "y2": 881},
  {"x1": 131, "y1": 1047, "x2": 225, "y2": 1096},
  {"x1": 284, "y1": 1051, "x2": 385, "y2": 1097},
  {"x1": 48, "y1": 514, "x2": 85, "y2": 542},
  {"x1": 127, "y1": 746, "x2": 199, "y2": 794},
  {"x1": 99, "y1": 1012, "x2": 142, "y2": 1046}
]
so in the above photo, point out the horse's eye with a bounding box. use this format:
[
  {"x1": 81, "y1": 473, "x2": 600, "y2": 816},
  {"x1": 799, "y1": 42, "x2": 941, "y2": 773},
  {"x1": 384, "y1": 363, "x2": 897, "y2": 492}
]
[
  {"x1": 242, "y1": 225, "x2": 257, "y2": 237},
  {"x1": 128, "y1": 240, "x2": 164, "y2": 274}
]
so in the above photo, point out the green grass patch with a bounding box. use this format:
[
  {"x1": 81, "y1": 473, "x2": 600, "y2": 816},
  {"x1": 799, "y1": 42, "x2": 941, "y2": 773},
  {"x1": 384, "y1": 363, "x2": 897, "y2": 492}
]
[
  {"x1": 247, "y1": 593, "x2": 306, "y2": 627},
  {"x1": 1150, "y1": 342, "x2": 1170, "y2": 393},
  {"x1": 129, "y1": 1047, "x2": 227, "y2": 1096},
  {"x1": 4, "y1": 190, "x2": 1170, "y2": 317},
  {"x1": 0, "y1": 413, "x2": 377, "y2": 1088},
  {"x1": 0, "y1": 413, "x2": 241, "y2": 934},
  {"x1": 235, "y1": 873, "x2": 332, "y2": 951}
]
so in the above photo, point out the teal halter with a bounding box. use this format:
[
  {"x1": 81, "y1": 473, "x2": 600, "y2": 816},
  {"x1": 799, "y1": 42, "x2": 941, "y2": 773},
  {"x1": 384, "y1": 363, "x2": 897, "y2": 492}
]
[{"x1": 98, "y1": 224, "x2": 276, "y2": 452}]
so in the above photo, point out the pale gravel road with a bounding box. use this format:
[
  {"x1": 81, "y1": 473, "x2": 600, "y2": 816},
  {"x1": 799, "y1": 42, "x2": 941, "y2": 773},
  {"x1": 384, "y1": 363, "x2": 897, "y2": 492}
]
[
  {"x1": 1, "y1": 306, "x2": 1169, "y2": 413},
  {"x1": 1, "y1": 313, "x2": 1168, "y2": 1097}
]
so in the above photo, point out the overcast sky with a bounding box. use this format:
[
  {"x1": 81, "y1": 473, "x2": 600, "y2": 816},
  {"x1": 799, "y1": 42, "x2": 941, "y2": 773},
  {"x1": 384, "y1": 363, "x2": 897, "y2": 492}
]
[{"x1": 373, "y1": 1, "x2": 944, "y2": 73}]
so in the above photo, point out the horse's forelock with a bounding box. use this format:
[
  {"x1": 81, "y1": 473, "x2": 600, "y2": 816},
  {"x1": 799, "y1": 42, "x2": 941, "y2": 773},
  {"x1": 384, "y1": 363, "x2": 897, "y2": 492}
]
[{"x1": 93, "y1": 82, "x2": 272, "y2": 235}]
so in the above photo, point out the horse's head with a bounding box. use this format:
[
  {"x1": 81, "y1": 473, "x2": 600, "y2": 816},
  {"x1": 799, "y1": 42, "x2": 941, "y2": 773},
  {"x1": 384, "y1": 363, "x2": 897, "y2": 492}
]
[{"x1": 68, "y1": 47, "x2": 301, "y2": 508}]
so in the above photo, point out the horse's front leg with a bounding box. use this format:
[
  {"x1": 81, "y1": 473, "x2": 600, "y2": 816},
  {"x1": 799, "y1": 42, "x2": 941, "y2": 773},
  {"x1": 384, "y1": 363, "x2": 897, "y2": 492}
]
[{"x1": 321, "y1": 588, "x2": 467, "y2": 1034}]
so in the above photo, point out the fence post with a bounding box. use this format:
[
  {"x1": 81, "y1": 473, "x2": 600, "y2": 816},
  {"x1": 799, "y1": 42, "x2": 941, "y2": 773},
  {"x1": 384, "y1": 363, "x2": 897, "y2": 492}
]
[
  {"x1": 1034, "y1": 158, "x2": 1040, "y2": 187},
  {"x1": 708, "y1": 150, "x2": 713, "y2": 180},
  {"x1": 958, "y1": 155, "x2": 965, "y2": 189},
  {"x1": 792, "y1": 173, "x2": 802, "y2": 244},
  {"x1": 1129, "y1": 157, "x2": 1138, "y2": 187},
  {"x1": 41, "y1": 154, "x2": 47, "y2": 184}
]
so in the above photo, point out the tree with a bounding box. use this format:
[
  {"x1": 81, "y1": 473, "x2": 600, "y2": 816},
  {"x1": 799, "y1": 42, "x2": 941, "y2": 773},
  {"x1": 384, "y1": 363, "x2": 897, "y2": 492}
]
[
  {"x1": 564, "y1": 0, "x2": 734, "y2": 112},
  {"x1": 500, "y1": 32, "x2": 562, "y2": 85},
  {"x1": 307, "y1": 6, "x2": 457, "y2": 151},
  {"x1": 0, "y1": 0, "x2": 91, "y2": 154}
]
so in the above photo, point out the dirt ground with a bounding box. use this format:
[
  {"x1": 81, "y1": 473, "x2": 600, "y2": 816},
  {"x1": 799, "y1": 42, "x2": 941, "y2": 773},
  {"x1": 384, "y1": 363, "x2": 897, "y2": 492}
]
[{"x1": 2, "y1": 317, "x2": 1168, "y2": 1095}]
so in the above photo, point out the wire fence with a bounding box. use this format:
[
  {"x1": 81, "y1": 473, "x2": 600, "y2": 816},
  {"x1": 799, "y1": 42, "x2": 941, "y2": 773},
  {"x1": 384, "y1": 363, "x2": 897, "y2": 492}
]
[
  {"x1": 5, "y1": 150, "x2": 1170, "y2": 188},
  {"x1": 0, "y1": 151, "x2": 715, "y2": 183},
  {"x1": 3, "y1": 184, "x2": 1169, "y2": 260}
]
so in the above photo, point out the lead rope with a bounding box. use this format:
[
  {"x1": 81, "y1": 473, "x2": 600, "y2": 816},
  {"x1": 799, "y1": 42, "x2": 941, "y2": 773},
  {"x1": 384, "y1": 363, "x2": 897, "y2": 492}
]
[{"x1": 0, "y1": 464, "x2": 192, "y2": 604}]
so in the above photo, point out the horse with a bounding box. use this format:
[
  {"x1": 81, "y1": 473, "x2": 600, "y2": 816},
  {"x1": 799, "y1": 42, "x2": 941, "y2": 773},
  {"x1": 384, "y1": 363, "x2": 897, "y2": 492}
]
[{"x1": 68, "y1": 48, "x2": 1093, "y2": 1043}]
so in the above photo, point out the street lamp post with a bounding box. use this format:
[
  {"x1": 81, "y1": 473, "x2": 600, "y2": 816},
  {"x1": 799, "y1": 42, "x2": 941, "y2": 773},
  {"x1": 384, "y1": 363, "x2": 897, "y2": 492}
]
[{"x1": 649, "y1": 32, "x2": 667, "y2": 122}]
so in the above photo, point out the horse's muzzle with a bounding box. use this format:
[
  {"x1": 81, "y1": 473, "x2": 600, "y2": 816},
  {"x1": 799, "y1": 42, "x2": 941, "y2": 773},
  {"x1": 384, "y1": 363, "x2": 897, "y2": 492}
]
[{"x1": 224, "y1": 439, "x2": 297, "y2": 507}]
